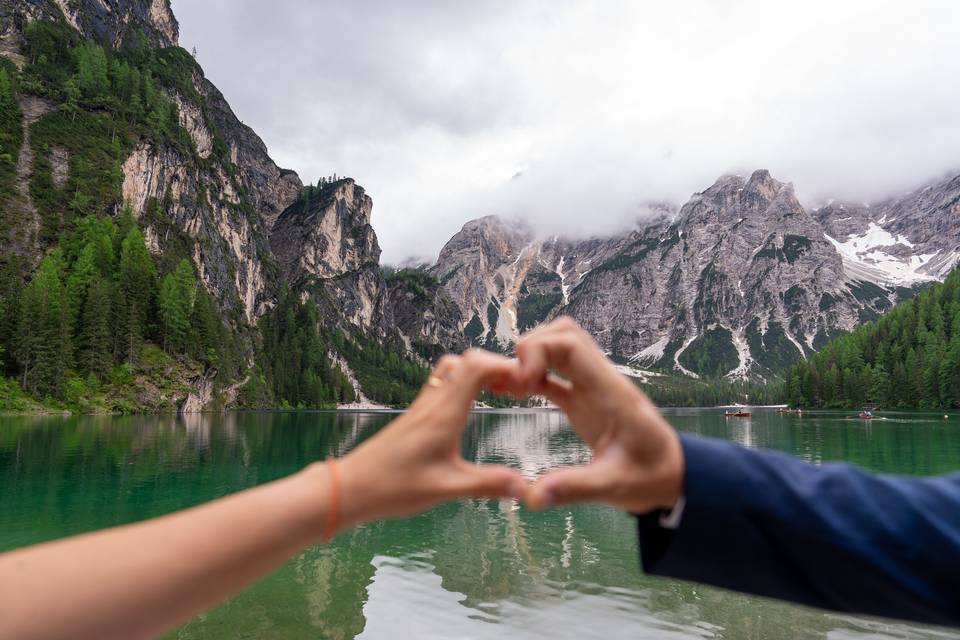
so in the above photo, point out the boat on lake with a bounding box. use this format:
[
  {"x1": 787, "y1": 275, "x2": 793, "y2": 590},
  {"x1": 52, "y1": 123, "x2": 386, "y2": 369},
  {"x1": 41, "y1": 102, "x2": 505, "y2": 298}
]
[{"x1": 724, "y1": 410, "x2": 752, "y2": 418}]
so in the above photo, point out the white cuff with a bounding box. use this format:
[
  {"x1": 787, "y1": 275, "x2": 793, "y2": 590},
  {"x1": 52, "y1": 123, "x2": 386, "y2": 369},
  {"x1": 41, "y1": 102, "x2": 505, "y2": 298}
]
[{"x1": 658, "y1": 496, "x2": 686, "y2": 530}]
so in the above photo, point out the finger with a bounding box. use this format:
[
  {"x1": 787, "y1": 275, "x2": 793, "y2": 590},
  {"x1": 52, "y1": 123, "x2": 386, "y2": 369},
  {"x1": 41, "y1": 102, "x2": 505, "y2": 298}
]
[
  {"x1": 432, "y1": 354, "x2": 462, "y2": 379},
  {"x1": 519, "y1": 316, "x2": 582, "y2": 340},
  {"x1": 452, "y1": 349, "x2": 524, "y2": 403},
  {"x1": 443, "y1": 462, "x2": 528, "y2": 501},
  {"x1": 415, "y1": 354, "x2": 463, "y2": 402},
  {"x1": 516, "y1": 331, "x2": 594, "y2": 390},
  {"x1": 529, "y1": 373, "x2": 574, "y2": 408},
  {"x1": 525, "y1": 463, "x2": 613, "y2": 510}
]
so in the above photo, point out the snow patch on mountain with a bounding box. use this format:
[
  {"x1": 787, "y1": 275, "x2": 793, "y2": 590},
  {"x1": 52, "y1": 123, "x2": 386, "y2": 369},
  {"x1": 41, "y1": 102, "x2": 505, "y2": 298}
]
[
  {"x1": 555, "y1": 255, "x2": 570, "y2": 305},
  {"x1": 727, "y1": 327, "x2": 753, "y2": 379},
  {"x1": 674, "y1": 336, "x2": 700, "y2": 379},
  {"x1": 825, "y1": 223, "x2": 938, "y2": 285},
  {"x1": 613, "y1": 364, "x2": 662, "y2": 383},
  {"x1": 630, "y1": 336, "x2": 670, "y2": 364}
]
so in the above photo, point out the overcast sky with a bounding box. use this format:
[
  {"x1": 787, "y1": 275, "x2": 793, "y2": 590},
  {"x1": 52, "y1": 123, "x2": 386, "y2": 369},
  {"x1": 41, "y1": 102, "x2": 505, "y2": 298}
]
[{"x1": 172, "y1": 0, "x2": 960, "y2": 264}]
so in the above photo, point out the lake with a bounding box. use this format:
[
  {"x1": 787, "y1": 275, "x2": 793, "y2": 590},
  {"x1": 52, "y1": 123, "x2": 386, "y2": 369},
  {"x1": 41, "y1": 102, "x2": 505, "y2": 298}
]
[{"x1": 2, "y1": 409, "x2": 960, "y2": 639}]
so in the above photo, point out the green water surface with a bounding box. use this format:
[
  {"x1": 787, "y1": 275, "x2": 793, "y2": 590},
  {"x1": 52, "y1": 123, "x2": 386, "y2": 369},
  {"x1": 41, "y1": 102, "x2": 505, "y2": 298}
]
[{"x1": 2, "y1": 409, "x2": 959, "y2": 639}]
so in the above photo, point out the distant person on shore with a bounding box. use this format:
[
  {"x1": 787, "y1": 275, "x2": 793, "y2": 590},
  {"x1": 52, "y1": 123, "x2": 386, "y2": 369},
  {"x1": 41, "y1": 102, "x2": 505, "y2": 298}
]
[{"x1": 1, "y1": 318, "x2": 959, "y2": 638}]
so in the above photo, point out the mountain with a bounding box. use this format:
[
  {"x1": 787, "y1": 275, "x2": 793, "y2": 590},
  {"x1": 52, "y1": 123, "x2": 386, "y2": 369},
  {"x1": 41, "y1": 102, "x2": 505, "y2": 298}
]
[
  {"x1": 814, "y1": 172, "x2": 960, "y2": 285},
  {"x1": 424, "y1": 170, "x2": 960, "y2": 380},
  {"x1": 784, "y1": 267, "x2": 960, "y2": 409},
  {"x1": 1, "y1": 0, "x2": 958, "y2": 412},
  {"x1": 0, "y1": 0, "x2": 424, "y2": 411}
]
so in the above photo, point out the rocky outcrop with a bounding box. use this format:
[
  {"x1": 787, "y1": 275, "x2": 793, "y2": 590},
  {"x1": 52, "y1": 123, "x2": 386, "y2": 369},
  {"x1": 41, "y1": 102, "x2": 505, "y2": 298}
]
[
  {"x1": 429, "y1": 216, "x2": 535, "y2": 347},
  {"x1": 272, "y1": 180, "x2": 378, "y2": 281},
  {"x1": 563, "y1": 170, "x2": 861, "y2": 378},
  {"x1": 387, "y1": 271, "x2": 467, "y2": 358},
  {"x1": 0, "y1": 0, "x2": 178, "y2": 47},
  {"x1": 120, "y1": 138, "x2": 277, "y2": 322},
  {"x1": 179, "y1": 368, "x2": 217, "y2": 414},
  {"x1": 170, "y1": 92, "x2": 213, "y2": 159},
  {"x1": 197, "y1": 76, "x2": 302, "y2": 230},
  {"x1": 270, "y1": 179, "x2": 395, "y2": 336},
  {"x1": 7, "y1": 94, "x2": 54, "y2": 259},
  {"x1": 813, "y1": 175, "x2": 960, "y2": 287},
  {"x1": 814, "y1": 173, "x2": 960, "y2": 284}
]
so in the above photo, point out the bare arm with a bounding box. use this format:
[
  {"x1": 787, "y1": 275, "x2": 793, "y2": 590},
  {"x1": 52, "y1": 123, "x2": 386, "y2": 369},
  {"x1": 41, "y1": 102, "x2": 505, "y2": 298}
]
[
  {"x1": 0, "y1": 465, "x2": 332, "y2": 640},
  {"x1": 0, "y1": 350, "x2": 527, "y2": 640}
]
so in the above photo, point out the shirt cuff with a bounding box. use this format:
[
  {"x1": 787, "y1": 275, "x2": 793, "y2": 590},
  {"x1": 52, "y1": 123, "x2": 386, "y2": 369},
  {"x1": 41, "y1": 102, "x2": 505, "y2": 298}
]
[{"x1": 658, "y1": 495, "x2": 686, "y2": 530}]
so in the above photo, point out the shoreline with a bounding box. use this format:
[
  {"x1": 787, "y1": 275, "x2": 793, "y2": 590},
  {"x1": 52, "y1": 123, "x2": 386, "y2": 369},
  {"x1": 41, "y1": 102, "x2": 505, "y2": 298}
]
[{"x1": 0, "y1": 405, "x2": 953, "y2": 418}]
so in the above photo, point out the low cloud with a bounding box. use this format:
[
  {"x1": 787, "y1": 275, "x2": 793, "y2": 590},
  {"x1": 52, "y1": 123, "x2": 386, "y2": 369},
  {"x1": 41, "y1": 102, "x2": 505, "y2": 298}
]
[{"x1": 173, "y1": 0, "x2": 960, "y2": 263}]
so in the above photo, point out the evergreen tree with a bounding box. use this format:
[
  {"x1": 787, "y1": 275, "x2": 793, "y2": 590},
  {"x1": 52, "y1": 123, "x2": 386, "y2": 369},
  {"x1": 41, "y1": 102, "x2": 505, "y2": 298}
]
[
  {"x1": 786, "y1": 268, "x2": 960, "y2": 408},
  {"x1": 0, "y1": 66, "x2": 21, "y2": 178},
  {"x1": 116, "y1": 202, "x2": 136, "y2": 255},
  {"x1": 0, "y1": 256, "x2": 27, "y2": 374},
  {"x1": 0, "y1": 67, "x2": 18, "y2": 128},
  {"x1": 15, "y1": 251, "x2": 72, "y2": 398},
  {"x1": 190, "y1": 287, "x2": 221, "y2": 367},
  {"x1": 116, "y1": 228, "x2": 156, "y2": 364},
  {"x1": 75, "y1": 42, "x2": 109, "y2": 99},
  {"x1": 869, "y1": 364, "x2": 891, "y2": 406},
  {"x1": 65, "y1": 242, "x2": 97, "y2": 328},
  {"x1": 173, "y1": 258, "x2": 197, "y2": 309},
  {"x1": 158, "y1": 260, "x2": 195, "y2": 352},
  {"x1": 80, "y1": 276, "x2": 113, "y2": 380},
  {"x1": 62, "y1": 77, "x2": 81, "y2": 121}
]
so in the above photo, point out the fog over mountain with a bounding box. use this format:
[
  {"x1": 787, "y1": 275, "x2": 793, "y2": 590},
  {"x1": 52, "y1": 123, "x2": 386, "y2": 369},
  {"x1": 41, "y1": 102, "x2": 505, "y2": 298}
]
[{"x1": 172, "y1": 0, "x2": 960, "y2": 263}]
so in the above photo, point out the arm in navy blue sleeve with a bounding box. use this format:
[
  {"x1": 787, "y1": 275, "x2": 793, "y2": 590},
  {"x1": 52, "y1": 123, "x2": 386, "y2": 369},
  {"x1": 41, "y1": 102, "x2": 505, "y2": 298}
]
[{"x1": 637, "y1": 434, "x2": 960, "y2": 627}]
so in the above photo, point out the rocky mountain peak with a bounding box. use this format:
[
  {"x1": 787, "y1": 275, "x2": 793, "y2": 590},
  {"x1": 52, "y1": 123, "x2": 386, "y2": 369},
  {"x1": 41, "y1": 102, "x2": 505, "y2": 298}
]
[
  {"x1": 743, "y1": 168, "x2": 785, "y2": 205},
  {"x1": 682, "y1": 169, "x2": 798, "y2": 231},
  {"x1": 436, "y1": 214, "x2": 532, "y2": 270}
]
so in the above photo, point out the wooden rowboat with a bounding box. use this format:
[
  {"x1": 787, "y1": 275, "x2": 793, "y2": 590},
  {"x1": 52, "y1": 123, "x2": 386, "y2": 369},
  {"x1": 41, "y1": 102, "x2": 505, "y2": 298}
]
[{"x1": 724, "y1": 411, "x2": 752, "y2": 418}]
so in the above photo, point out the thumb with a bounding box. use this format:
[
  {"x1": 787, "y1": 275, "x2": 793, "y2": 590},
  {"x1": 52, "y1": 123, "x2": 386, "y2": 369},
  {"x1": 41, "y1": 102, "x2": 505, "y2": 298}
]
[
  {"x1": 445, "y1": 462, "x2": 528, "y2": 501},
  {"x1": 526, "y1": 463, "x2": 613, "y2": 510}
]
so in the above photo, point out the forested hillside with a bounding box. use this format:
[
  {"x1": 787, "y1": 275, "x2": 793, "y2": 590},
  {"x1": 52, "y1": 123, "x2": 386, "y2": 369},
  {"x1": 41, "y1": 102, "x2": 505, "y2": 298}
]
[
  {"x1": 0, "y1": 11, "x2": 430, "y2": 412},
  {"x1": 0, "y1": 21, "x2": 243, "y2": 412},
  {"x1": 785, "y1": 269, "x2": 960, "y2": 409}
]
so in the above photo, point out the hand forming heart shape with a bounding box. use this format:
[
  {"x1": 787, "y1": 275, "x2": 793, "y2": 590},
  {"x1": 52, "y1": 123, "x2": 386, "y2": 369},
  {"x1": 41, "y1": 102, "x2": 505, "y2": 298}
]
[{"x1": 334, "y1": 317, "x2": 685, "y2": 534}]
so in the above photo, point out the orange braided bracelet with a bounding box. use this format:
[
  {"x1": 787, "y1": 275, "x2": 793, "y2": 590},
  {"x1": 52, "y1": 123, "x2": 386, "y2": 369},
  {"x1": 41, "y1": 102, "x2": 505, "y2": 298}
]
[{"x1": 323, "y1": 457, "x2": 340, "y2": 542}]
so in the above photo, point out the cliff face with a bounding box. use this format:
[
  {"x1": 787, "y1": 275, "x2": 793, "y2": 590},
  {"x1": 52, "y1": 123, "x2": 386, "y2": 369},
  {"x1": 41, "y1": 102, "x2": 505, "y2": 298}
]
[
  {"x1": 1, "y1": 0, "x2": 304, "y2": 326},
  {"x1": 386, "y1": 271, "x2": 467, "y2": 359},
  {"x1": 270, "y1": 179, "x2": 394, "y2": 336},
  {"x1": 428, "y1": 169, "x2": 960, "y2": 379},
  {"x1": 1, "y1": 0, "x2": 178, "y2": 48},
  {"x1": 115, "y1": 40, "x2": 304, "y2": 324}
]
